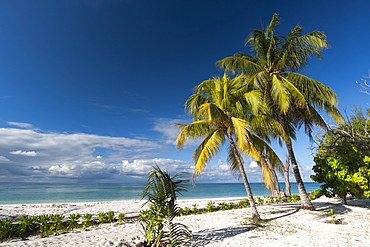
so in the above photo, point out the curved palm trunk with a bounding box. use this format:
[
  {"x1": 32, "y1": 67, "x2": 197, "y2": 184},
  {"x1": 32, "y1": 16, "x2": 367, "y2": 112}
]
[
  {"x1": 269, "y1": 163, "x2": 281, "y2": 197},
  {"x1": 284, "y1": 156, "x2": 291, "y2": 197},
  {"x1": 226, "y1": 131, "x2": 261, "y2": 222},
  {"x1": 285, "y1": 140, "x2": 315, "y2": 210}
]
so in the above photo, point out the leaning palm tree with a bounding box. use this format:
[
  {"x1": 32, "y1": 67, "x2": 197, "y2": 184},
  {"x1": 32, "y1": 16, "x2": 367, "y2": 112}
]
[
  {"x1": 176, "y1": 74, "x2": 285, "y2": 222},
  {"x1": 217, "y1": 13, "x2": 343, "y2": 210}
]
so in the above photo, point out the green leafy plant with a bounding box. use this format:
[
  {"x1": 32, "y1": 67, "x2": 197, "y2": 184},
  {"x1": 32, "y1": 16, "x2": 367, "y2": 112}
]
[
  {"x1": 255, "y1": 197, "x2": 264, "y2": 205},
  {"x1": 291, "y1": 194, "x2": 301, "y2": 202},
  {"x1": 139, "y1": 165, "x2": 192, "y2": 246},
  {"x1": 238, "y1": 199, "x2": 250, "y2": 208},
  {"x1": 191, "y1": 204, "x2": 202, "y2": 214},
  {"x1": 50, "y1": 214, "x2": 65, "y2": 234},
  {"x1": 0, "y1": 219, "x2": 19, "y2": 241},
  {"x1": 179, "y1": 207, "x2": 192, "y2": 216},
  {"x1": 328, "y1": 209, "x2": 336, "y2": 224},
  {"x1": 107, "y1": 211, "x2": 115, "y2": 223},
  {"x1": 18, "y1": 215, "x2": 36, "y2": 235},
  {"x1": 82, "y1": 214, "x2": 93, "y2": 230},
  {"x1": 98, "y1": 212, "x2": 108, "y2": 224},
  {"x1": 67, "y1": 214, "x2": 81, "y2": 231},
  {"x1": 205, "y1": 201, "x2": 216, "y2": 212},
  {"x1": 118, "y1": 213, "x2": 125, "y2": 225},
  {"x1": 37, "y1": 214, "x2": 53, "y2": 237}
]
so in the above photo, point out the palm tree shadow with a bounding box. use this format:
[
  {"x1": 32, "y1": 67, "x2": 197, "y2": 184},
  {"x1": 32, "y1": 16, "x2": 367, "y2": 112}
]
[
  {"x1": 264, "y1": 207, "x2": 300, "y2": 221},
  {"x1": 191, "y1": 225, "x2": 260, "y2": 246}
]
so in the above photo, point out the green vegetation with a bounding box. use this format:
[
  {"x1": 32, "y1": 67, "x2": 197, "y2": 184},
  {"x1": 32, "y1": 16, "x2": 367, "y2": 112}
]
[
  {"x1": 311, "y1": 107, "x2": 370, "y2": 204},
  {"x1": 217, "y1": 13, "x2": 342, "y2": 210},
  {"x1": 0, "y1": 210, "x2": 127, "y2": 241},
  {"x1": 139, "y1": 165, "x2": 192, "y2": 247}
]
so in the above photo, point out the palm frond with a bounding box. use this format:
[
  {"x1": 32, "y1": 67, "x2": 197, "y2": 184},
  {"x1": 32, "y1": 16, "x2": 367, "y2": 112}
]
[
  {"x1": 175, "y1": 120, "x2": 214, "y2": 149},
  {"x1": 192, "y1": 130, "x2": 225, "y2": 176}
]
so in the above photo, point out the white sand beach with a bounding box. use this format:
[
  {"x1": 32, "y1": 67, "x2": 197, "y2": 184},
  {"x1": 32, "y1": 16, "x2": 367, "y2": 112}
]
[{"x1": 1, "y1": 197, "x2": 369, "y2": 247}]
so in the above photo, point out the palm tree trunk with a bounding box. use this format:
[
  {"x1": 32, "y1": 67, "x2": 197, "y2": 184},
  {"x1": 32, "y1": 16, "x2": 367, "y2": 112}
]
[
  {"x1": 226, "y1": 131, "x2": 261, "y2": 222},
  {"x1": 270, "y1": 164, "x2": 280, "y2": 197},
  {"x1": 285, "y1": 140, "x2": 315, "y2": 210},
  {"x1": 284, "y1": 156, "x2": 291, "y2": 197}
]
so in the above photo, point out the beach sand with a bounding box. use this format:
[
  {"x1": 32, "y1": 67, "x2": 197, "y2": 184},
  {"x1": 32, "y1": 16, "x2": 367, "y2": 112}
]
[{"x1": 1, "y1": 197, "x2": 369, "y2": 246}]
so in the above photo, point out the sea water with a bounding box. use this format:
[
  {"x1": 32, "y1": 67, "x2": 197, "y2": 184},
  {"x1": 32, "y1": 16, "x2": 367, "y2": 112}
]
[{"x1": 0, "y1": 182, "x2": 321, "y2": 204}]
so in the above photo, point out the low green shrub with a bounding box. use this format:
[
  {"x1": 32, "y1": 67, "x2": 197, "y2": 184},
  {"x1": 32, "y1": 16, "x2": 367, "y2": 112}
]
[
  {"x1": 291, "y1": 194, "x2": 301, "y2": 202},
  {"x1": 308, "y1": 189, "x2": 324, "y2": 200},
  {"x1": 238, "y1": 199, "x2": 250, "y2": 208}
]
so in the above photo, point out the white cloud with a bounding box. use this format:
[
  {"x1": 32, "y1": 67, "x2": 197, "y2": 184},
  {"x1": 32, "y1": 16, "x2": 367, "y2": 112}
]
[
  {"x1": 0, "y1": 127, "x2": 164, "y2": 182},
  {"x1": 10, "y1": 150, "x2": 37, "y2": 156},
  {"x1": 0, "y1": 156, "x2": 11, "y2": 163},
  {"x1": 7, "y1": 122, "x2": 35, "y2": 129},
  {"x1": 249, "y1": 161, "x2": 258, "y2": 168}
]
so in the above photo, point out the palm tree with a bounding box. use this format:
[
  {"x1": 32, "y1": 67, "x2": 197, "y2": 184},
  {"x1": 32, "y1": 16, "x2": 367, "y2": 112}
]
[
  {"x1": 176, "y1": 74, "x2": 285, "y2": 221},
  {"x1": 217, "y1": 13, "x2": 343, "y2": 210}
]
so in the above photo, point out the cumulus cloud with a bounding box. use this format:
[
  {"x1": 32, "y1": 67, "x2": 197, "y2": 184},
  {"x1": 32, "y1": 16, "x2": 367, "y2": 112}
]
[{"x1": 0, "y1": 127, "x2": 164, "y2": 182}]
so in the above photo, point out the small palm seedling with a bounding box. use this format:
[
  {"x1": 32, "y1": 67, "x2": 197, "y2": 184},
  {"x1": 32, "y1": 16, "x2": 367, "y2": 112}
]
[
  {"x1": 67, "y1": 214, "x2": 81, "y2": 231},
  {"x1": 328, "y1": 209, "x2": 336, "y2": 224},
  {"x1": 205, "y1": 201, "x2": 216, "y2": 213},
  {"x1": 98, "y1": 212, "x2": 108, "y2": 224},
  {"x1": 118, "y1": 213, "x2": 125, "y2": 225},
  {"x1": 50, "y1": 214, "x2": 65, "y2": 234},
  {"x1": 37, "y1": 214, "x2": 53, "y2": 237},
  {"x1": 82, "y1": 214, "x2": 93, "y2": 230},
  {"x1": 18, "y1": 215, "x2": 36, "y2": 235},
  {"x1": 107, "y1": 211, "x2": 115, "y2": 223},
  {"x1": 191, "y1": 204, "x2": 202, "y2": 214},
  {"x1": 179, "y1": 207, "x2": 192, "y2": 216}
]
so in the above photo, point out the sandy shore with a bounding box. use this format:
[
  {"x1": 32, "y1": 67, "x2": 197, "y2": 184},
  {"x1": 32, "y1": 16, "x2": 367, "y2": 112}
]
[{"x1": 1, "y1": 197, "x2": 369, "y2": 246}]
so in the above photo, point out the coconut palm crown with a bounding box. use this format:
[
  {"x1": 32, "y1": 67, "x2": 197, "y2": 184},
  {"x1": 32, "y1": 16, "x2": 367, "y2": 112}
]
[
  {"x1": 217, "y1": 13, "x2": 343, "y2": 210},
  {"x1": 176, "y1": 74, "x2": 286, "y2": 221}
]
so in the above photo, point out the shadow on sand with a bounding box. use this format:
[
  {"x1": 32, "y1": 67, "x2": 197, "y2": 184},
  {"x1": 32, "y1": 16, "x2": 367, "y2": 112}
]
[{"x1": 192, "y1": 225, "x2": 260, "y2": 246}]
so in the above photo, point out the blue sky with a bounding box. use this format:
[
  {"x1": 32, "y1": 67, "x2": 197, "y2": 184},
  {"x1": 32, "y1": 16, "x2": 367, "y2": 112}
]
[{"x1": 0, "y1": 0, "x2": 370, "y2": 184}]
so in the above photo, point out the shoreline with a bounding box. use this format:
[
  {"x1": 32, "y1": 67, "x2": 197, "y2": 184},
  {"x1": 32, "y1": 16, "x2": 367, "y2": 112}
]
[{"x1": 1, "y1": 197, "x2": 369, "y2": 246}]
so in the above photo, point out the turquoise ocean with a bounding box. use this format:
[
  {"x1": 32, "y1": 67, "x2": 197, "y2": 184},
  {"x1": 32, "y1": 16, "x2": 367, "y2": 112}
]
[{"x1": 0, "y1": 182, "x2": 321, "y2": 204}]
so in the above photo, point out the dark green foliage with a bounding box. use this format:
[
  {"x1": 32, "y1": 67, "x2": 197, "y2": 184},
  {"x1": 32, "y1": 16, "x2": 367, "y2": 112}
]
[
  {"x1": 0, "y1": 219, "x2": 19, "y2": 241},
  {"x1": 139, "y1": 165, "x2": 192, "y2": 246}
]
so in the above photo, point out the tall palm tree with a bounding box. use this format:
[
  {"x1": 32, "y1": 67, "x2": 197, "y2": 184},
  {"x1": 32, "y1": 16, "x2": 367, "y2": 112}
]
[
  {"x1": 217, "y1": 13, "x2": 343, "y2": 210},
  {"x1": 176, "y1": 74, "x2": 285, "y2": 221}
]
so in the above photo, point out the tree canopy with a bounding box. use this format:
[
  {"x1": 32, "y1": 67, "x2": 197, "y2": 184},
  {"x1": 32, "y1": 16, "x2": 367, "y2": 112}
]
[{"x1": 311, "y1": 107, "x2": 370, "y2": 203}]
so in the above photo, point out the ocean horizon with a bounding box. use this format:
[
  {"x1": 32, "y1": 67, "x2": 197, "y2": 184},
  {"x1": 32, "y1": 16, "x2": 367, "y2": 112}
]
[{"x1": 0, "y1": 182, "x2": 321, "y2": 204}]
